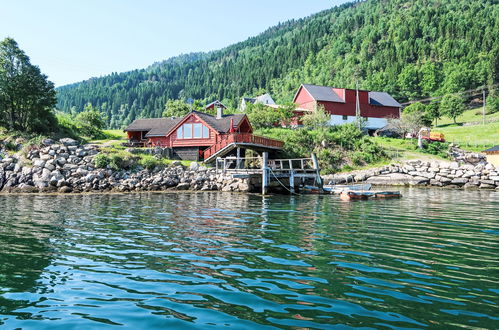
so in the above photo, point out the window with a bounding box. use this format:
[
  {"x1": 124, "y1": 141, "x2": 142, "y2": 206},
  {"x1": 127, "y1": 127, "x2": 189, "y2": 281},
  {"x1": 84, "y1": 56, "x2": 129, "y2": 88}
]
[
  {"x1": 183, "y1": 124, "x2": 192, "y2": 138},
  {"x1": 176, "y1": 123, "x2": 210, "y2": 139},
  {"x1": 193, "y1": 123, "x2": 202, "y2": 138},
  {"x1": 342, "y1": 115, "x2": 348, "y2": 121}
]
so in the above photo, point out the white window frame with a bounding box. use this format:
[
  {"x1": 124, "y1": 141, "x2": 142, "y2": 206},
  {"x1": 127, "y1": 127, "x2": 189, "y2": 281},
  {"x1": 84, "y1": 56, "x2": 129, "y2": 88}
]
[{"x1": 183, "y1": 124, "x2": 192, "y2": 138}]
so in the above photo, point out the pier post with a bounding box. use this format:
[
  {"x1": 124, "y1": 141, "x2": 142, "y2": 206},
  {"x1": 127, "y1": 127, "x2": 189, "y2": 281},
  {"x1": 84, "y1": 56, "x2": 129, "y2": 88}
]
[
  {"x1": 236, "y1": 147, "x2": 241, "y2": 169},
  {"x1": 311, "y1": 153, "x2": 323, "y2": 191},
  {"x1": 262, "y1": 152, "x2": 269, "y2": 195},
  {"x1": 289, "y1": 171, "x2": 295, "y2": 194}
]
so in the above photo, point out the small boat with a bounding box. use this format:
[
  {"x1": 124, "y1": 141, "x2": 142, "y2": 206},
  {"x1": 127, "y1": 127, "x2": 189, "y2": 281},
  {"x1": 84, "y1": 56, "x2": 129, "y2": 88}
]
[
  {"x1": 326, "y1": 183, "x2": 371, "y2": 194},
  {"x1": 339, "y1": 190, "x2": 401, "y2": 201},
  {"x1": 373, "y1": 191, "x2": 402, "y2": 198},
  {"x1": 340, "y1": 191, "x2": 374, "y2": 201}
]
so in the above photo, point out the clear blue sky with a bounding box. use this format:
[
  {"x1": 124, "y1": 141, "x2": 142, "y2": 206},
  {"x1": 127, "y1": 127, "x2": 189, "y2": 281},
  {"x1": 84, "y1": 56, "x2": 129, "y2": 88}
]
[{"x1": 1, "y1": 0, "x2": 347, "y2": 87}]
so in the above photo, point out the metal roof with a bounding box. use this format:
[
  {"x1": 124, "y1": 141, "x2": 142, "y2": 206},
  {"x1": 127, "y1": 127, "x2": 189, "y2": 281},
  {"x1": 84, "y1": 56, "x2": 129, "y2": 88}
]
[
  {"x1": 301, "y1": 84, "x2": 344, "y2": 102},
  {"x1": 369, "y1": 91, "x2": 401, "y2": 107},
  {"x1": 483, "y1": 145, "x2": 499, "y2": 152}
]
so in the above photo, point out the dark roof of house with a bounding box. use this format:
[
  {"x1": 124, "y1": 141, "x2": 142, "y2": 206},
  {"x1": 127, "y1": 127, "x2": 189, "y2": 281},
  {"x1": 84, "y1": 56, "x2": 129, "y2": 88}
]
[
  {"x1": 124, "y1": 117, "x2": 182, "y2": 138},
  {"x1": 369, "y1": 91, "x2": 401, "y2": 107},
  {"x1": 483, "y1": 145, "x2": 499, "y2": 152},
  {"x1": 124, "y1": 111, "x2": 248, "y2": 137},
  {"x1": 242, "y1": 97, "x2": 256, "y2": 103},
  {"x1": 205, "y1": 100, "x2": 227, "y2": 109},
  {"x1": 298, "y1": 84, "x2": 401, "y2": 108},
  {"x1": 146, "y1": 118, "x2": 183, "y2": 137},
  {"x1": 124, "y1": 118, "x2": 166, "y2": 132},
  {"x1": 301, "y1": 84, "x2": 344, "y2": 102},
  {"x1": 194, "y1": 111, "x2": 247, "y2": 133}
]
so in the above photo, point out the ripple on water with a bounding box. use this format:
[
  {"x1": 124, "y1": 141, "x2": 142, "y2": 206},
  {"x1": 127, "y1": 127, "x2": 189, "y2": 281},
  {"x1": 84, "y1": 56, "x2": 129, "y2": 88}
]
[{"x1": 0, "y1": 189, "x2": 497, "y2": 328}]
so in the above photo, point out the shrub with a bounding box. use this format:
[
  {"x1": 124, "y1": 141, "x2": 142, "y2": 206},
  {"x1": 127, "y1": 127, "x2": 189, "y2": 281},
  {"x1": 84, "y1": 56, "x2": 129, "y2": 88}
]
[
  {"x1": 422, "y1": 141, "x2": 449, "y2": 158},
  {"x1": 94, "y1": 154, "x2": 110, "y2": 168},
  {"x1": 138, "y1": 155, "x2": 160, "y2": 169},
  {"x1": 108, "y1": 154, "x2": 124, "y2": 170}
]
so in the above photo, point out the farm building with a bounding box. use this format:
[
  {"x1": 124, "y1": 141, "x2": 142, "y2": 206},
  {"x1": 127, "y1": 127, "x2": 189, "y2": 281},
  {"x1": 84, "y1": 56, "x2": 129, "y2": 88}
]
[
  {"x1": 124, "y1": 108, "x2": 283, "y2": 162},
  {"x1": 293, "y1": 84, "x2": 401, "y2": 131}
]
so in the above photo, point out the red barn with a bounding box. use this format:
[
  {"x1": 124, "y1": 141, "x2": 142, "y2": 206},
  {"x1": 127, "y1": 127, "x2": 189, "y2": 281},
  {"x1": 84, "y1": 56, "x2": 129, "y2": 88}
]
[
  {"x1": 293, "y1": 84, "x2": 401, "y2": 131},
  {"x1": 124, "y1": 109, "x2": 283, "y2": 162}
]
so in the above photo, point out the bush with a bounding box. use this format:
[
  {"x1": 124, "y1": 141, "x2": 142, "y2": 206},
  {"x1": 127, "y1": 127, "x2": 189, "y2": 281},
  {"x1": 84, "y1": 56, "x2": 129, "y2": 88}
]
[
  {"x1": 108, "y1": 154, "x2": 124, "y2": 170},
  {"x1": 422, "y1": 141, "x2": 449, "y2": 158},
  {"x1": 256, "y1": 124, "x2": 387, "y2": 174},
  {"x1": 94, "y1": 154, "x2": 110, "y2": 168},
  {"x1": 138, "y1": 155, "x2": 160, "y2": 169}
]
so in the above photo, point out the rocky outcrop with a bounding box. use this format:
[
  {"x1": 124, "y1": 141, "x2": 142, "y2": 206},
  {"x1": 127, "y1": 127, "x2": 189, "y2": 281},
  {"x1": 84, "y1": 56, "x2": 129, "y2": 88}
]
[
  {"x1": 0, "y1": 139, "x2": 252, "y2": 194},
  {"x1": 324, "y1": 159, "x2": 499, "y2": 190}
]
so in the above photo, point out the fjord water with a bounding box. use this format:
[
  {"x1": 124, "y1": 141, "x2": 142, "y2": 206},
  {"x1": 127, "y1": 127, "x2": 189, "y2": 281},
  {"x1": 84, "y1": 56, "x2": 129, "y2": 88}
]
[{"x1": 0, "y1": 190, "x2": 497, "y2": 329}]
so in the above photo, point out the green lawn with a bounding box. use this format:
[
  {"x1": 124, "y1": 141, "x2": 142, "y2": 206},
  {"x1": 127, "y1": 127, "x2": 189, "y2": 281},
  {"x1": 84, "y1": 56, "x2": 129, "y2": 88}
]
[
  {"x1": 102, "y1": 129, "x2": 127, "y2": 139},
  {"x1": 436, "y1": 122, "x2": 498, "y2": 152},
  {"x1": 372, "y1": 137, "x2": 447, "y2": 161},
  {"x1": 436, "y1": 107, "x2": 499, "y2": 126}
]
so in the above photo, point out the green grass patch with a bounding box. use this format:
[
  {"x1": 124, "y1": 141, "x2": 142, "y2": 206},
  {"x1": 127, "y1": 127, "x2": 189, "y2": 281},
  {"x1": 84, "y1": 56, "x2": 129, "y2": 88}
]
[
  {"x1": 437, "y1": 107, "x2": 499, "y2": 127},
  {"x1": 437, "y1": 121, "x2": 498, "y2": 152},
  {"x1": 102, "y1": 129, "x2": 127, "y2": 139}
]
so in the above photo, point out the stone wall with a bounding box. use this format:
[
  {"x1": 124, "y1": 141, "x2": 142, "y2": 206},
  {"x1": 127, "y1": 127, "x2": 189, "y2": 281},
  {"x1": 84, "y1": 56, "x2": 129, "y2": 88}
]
[
  {"x1": 0, "y1": 139, "x2": 251, "y2": 194},
  {"x1": 324, "y1": 159, "x2": 499, "y2": 190}
]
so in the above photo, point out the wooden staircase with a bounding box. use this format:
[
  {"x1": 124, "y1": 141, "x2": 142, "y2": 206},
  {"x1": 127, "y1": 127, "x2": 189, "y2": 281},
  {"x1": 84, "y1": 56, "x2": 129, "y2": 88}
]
[{"x1": 203, "y1": 133, "x2": 283, "y2": 163}]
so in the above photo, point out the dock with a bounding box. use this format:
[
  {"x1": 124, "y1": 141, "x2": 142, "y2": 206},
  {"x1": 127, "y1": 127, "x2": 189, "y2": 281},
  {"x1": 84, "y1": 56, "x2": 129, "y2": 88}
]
[{"x1": 216, "y1": 152, "x2": 323, "y2": 194}]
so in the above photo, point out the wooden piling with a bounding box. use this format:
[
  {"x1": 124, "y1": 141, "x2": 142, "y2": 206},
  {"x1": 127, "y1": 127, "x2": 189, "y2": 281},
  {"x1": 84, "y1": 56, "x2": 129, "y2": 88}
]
[
  {"x1": 311, "y1": 153, "x2": 323, "y2": 191},
  {"x1": 262, "y1": 152, "x2": 269, "y2": 195}
]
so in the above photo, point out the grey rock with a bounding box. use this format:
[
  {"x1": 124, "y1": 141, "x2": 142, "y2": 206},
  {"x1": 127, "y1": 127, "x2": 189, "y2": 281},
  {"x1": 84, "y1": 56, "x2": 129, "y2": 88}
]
[
  {"x1": 450, "y1": 178, "x2": 468, "y2": 185},
  {"x1": 58, "y1": 186, "x2": 72, "y2": 193},
  {"x1": 176, "y1": 182, "x2": 190, "y2": 190},
  {"x1": 42, "y1": 138, "x2": 55, "y2": 146},
  {"x1": 60, "y1": 138, "x2": 78, "y2": 146}
]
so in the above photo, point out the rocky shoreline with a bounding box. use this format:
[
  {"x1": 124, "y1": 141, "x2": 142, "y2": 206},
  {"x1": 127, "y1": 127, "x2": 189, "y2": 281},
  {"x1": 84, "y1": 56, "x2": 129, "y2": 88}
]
[
  {"x1": 1, "y1": 138, "x2": 498, "y2": 194},
  {"x1": 324, "y1": 159, "x2": 499, "y2": 190},
  {"x1": 0, "y1": 139, "x2": 251, "y2": 194}
]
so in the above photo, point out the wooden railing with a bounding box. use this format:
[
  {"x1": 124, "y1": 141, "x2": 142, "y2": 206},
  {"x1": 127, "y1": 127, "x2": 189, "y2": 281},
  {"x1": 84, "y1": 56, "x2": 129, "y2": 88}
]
[{"x1": 203, "y1": 133, "x2": 284, "y2": 160}]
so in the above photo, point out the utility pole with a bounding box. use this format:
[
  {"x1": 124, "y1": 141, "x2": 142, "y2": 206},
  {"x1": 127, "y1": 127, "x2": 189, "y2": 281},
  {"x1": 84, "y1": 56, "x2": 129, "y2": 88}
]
[{"x1": 482, "y1": 89, "x2": 486, "y2": 125}]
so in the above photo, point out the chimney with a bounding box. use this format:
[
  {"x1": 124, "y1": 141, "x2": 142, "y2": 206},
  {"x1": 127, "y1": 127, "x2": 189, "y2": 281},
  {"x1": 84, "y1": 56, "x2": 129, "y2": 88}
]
[{"x1": 216, "y1": 106, "x2": 223, "y2": 119}]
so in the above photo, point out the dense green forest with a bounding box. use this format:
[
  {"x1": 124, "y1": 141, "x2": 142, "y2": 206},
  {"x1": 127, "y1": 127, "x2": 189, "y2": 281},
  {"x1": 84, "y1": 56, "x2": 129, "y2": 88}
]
[{"x1": 56, "y1": 0, "x2": 499, "y2": 128}]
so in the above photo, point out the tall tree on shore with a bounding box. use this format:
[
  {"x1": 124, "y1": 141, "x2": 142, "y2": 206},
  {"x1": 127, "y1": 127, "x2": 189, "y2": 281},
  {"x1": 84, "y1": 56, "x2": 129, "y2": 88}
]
[{"x1": 0, "y1": 38, "x2": 57, "y2": 132}]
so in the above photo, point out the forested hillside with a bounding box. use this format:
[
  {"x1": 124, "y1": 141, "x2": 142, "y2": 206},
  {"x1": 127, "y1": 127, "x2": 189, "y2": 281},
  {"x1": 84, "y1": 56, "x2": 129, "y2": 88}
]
[{"x1": 56, "y1": 0, "x2": 499, "y2": 128}]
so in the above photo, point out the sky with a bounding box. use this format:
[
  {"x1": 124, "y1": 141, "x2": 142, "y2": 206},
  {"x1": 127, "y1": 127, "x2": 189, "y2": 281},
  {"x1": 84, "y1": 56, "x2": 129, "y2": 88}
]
[{"x1": 0, "y1": 0, "x2": 347, "y2": 87}]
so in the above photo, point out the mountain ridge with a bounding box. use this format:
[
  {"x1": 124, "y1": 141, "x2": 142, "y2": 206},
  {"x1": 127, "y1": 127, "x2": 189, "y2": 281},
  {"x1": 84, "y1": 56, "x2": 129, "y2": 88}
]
[{"x1": 56, "y1": 0, "x2": 498, "y2": 128}]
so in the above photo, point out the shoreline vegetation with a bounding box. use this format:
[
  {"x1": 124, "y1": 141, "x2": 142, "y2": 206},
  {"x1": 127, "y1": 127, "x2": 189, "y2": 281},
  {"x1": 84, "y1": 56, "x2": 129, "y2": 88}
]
[{"x1": 1, "y1": 137, "x2": 497, "y2": 195}]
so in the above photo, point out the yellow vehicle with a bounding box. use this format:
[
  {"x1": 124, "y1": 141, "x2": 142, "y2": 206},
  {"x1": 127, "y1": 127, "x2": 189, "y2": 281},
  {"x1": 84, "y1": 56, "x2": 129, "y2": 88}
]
[{"x1": 420, "y1": 128, "x2": 445, "y2": 142}]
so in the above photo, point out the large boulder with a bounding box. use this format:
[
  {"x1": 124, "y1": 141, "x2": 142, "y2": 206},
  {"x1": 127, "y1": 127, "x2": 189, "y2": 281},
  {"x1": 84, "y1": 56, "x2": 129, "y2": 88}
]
[{"x1": 59, "y1": 138, "x2": 78, "y2": 146}]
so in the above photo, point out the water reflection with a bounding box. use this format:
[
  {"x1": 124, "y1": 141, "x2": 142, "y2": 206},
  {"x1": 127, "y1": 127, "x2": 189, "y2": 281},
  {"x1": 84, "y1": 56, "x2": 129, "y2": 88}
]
[{"x1": 0, "y1": 189, "x2": 497, "y2": 328}]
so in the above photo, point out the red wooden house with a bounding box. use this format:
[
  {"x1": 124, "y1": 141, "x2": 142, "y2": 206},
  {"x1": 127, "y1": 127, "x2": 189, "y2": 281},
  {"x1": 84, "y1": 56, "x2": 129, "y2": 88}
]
[
  {"x1": 293, "y1": 84, "x2": 401, "y2": 131},
  {"x1": 124, "y1": 109, "x2": 283, "y2": 162}
]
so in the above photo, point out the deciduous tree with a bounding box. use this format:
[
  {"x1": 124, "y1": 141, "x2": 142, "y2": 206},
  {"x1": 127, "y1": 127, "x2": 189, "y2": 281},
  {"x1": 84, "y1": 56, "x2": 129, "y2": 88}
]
[
  {"x1": 440, "y1": 94, "x2": 466, "y2": 124},
  {"x1": 0, "y1": 38, "x2": 57, "y2": 132}
]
